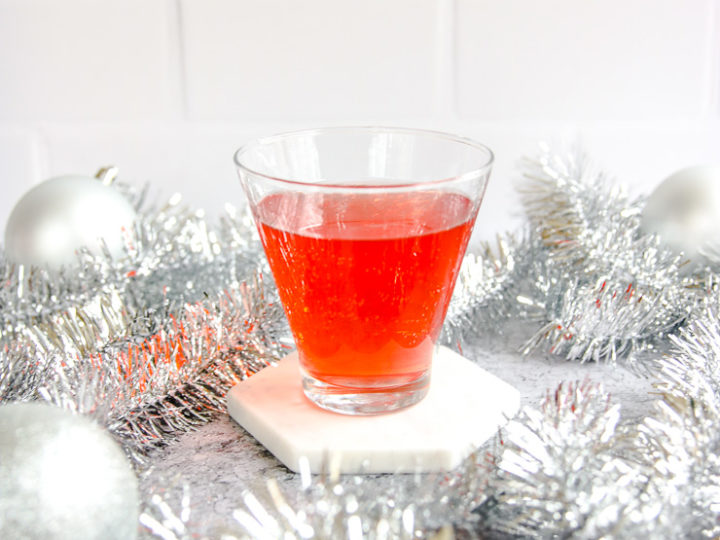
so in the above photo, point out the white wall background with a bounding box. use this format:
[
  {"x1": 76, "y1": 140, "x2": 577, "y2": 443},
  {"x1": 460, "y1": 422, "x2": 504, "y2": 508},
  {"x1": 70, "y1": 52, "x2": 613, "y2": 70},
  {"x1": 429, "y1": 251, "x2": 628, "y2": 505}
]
[{"x1": 1, "y1": 0, "x2": 719, "y2": 241}]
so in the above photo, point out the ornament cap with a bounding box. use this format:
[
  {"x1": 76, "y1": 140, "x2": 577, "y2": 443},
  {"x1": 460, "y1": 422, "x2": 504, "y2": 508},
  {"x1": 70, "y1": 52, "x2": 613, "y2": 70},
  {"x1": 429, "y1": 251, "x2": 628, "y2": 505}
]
[{"x1": 95, "y1": 166, "x2": 120, "y2": 186}]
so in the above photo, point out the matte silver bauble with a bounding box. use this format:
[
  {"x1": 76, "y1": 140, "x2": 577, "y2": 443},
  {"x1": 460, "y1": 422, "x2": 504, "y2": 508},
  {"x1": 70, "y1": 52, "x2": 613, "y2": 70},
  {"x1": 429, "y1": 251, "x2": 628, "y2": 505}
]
[
  {"x1": 4, "y1": 175, "x2": 137, "y2": 269},
  {"x1": 640, "y1": 165, "x2": 720, "y2": 266},
  {"x1": 0, "y1": 402, "x2": 139, "y2": 540}
]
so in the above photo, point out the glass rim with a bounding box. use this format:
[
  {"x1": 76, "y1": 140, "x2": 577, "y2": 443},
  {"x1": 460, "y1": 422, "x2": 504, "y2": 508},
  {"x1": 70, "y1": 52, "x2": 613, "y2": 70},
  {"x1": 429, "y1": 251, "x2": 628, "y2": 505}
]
[{"x1": 233, "y1": 126, "x2": 494, "y2": 190}]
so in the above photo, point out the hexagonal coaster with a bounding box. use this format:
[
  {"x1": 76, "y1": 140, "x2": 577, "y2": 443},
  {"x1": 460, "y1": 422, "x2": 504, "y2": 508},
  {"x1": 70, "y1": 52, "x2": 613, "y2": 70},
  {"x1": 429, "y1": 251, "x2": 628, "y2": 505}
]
[{"x1": 226, "y1": 346, "x2": 520, "y2": 474}]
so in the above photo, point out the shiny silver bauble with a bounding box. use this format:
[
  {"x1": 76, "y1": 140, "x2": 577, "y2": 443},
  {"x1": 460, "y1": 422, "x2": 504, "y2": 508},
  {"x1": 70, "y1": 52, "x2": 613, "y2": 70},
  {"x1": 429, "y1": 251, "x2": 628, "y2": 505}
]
[
  {"x1": 640, "y1": 165, "x2": 720, "y2": 267},
  {"x1": 0, "y1": 402, "x2": 139, "y2": 539},
  {"x1": 4, "y1": 175, "x2": 137, "y2": 269}
]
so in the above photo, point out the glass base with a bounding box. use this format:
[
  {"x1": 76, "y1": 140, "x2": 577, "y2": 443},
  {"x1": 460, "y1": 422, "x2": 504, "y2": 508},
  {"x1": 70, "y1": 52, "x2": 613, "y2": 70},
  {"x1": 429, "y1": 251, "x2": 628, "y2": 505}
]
[{"x1": 301, "y1": 369, "x2": 430, "y2": 416}]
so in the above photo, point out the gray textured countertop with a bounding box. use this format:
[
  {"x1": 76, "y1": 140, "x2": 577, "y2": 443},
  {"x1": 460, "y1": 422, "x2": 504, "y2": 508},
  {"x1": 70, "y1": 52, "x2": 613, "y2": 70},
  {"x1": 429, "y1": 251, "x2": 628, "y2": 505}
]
[{"x1": 140, "y1": 330, "x2": 657, "y2": 538}]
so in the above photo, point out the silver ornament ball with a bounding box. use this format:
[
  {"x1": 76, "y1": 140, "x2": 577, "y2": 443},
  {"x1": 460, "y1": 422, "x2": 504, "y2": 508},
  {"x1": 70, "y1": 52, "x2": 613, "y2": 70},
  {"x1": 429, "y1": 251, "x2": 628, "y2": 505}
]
[
  {"x1": 0, "y1": 402, "x2": 139, "y2": 540},
  {"x1": 640, "y1": 165, "x2": 720, "y2": 266},
  {"x1": 4, "y1": 175, "x2": 137, "y2": 269}
]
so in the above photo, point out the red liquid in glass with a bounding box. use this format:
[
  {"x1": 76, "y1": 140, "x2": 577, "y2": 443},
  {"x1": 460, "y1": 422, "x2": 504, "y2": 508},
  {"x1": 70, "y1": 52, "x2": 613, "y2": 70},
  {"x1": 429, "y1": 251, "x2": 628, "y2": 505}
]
[{"x1": 256, "y1": 191, "x2": 476, "y2": 388}]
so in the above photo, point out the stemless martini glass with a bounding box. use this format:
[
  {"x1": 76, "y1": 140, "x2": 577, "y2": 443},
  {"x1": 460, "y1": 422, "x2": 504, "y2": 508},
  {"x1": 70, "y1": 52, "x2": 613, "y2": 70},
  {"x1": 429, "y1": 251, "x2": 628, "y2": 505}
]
[{"x1": 234, "y1": 127, "x2": 493, "y2": 415}]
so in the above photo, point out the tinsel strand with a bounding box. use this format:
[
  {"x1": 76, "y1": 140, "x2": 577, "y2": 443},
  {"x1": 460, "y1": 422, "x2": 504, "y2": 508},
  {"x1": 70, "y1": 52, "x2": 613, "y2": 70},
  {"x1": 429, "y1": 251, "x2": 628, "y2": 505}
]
[
  {"x1": 0, "y1": 179, "x2": 286, "y2": 464},
  {"x1": 518, "y1": 146, "x2": 695, "y2": 364}
]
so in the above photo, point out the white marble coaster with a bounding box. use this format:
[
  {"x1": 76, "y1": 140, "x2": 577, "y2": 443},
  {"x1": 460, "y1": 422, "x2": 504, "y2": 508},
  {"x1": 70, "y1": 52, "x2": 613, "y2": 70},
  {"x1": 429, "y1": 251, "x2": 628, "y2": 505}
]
[{"x1": 226, "y1": 346, "x2": 520, "y2": 474}]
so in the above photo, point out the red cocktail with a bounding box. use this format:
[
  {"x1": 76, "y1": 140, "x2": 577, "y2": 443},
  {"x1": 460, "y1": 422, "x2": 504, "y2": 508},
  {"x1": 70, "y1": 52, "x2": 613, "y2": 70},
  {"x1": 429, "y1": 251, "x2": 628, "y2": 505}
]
[
  {"x1": 235, "y1": 128, "x2": 492, "y2": 414},
  {"x1": 257, "y1": 190, "x2": 475, "y2": 387}
]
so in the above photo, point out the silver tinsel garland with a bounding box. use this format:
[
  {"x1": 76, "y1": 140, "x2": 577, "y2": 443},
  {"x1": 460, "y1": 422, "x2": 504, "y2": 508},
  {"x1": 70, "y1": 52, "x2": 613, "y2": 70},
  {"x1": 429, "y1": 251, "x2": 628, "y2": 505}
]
[
  {"x1": 2, "y1": 148, "x2": 720, "y2": 538},
  {"x1": 442, "y1": 232, "x2": 540, "y2": 349},
  {"x1": 516, "y1": 146, "x2": 697, "y2": 365},
  {"x1": 141, "y1": 449, "x2": 496, "y2": 539},
  {"x1": 0, "y1": 180, "x2": 287, "y2": 464}
]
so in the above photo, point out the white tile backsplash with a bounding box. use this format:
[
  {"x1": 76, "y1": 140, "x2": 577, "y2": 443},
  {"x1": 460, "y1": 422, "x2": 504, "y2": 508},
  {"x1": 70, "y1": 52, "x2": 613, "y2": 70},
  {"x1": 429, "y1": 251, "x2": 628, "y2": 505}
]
[
  {"x1": 456, "y1": 0, "x2": 716, "y2": 122},
  {"x1": 0, "y1": 0, "x2": 719, "y2": 239},
  {"x1": 0, "y1": 0, "x2": 181, "y2": 122},
  {"x1": 0, "y1": 128, "x2": 43, "y2": 242},
  {"x1": 180, "y1": 0, "x2": 439, "y2": 121}
]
